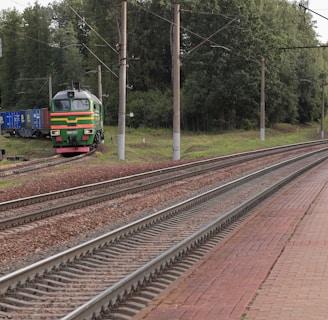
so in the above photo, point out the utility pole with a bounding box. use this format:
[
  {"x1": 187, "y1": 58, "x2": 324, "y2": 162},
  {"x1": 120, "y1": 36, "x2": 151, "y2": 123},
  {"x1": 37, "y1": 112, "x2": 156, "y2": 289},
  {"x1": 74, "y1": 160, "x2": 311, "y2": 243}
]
[
  {"x1": 321, "y1": 79, "x2": 325, "y2": 139},
  {"x1": 260, "y1": 57, "x2": 265, "y2": 141},
  {"x1": 48, "y1": 74, "x2": 52, "y2": 105},
  {"x1": 98, "y1": 64, "x2": 103, "y2": 103},
  {"x1": 118, "y1": 1, "x2": 127, "y2": 160},
  {"x1": 172, "y1": 4, "x2": 180, "y2": 161}
]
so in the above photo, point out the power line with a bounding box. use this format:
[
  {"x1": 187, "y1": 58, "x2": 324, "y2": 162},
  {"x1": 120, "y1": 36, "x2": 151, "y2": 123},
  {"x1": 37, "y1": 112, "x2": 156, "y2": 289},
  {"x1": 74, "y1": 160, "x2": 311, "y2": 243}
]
[
  {"x1": 67, "y1": 5, "x2": 119, "y2": 55},
  {"x1": 132, "y1": 2, "x2": 238, "y2": 53},
  {"x1": 180, "y1": 9, "x2": 236, "y2": 21},
  {"x1": 279, "y1": 45, "x2": 328, "y2": 50},
  {"x1": 299, "y1": 4, "x2": 328, "y2": 21},
  {"x1": 187, "y1": 15, "x2": 239, "y2": 54},
  {"x1": 82, "y1": 44, "x2": 118, "y2": 78}
]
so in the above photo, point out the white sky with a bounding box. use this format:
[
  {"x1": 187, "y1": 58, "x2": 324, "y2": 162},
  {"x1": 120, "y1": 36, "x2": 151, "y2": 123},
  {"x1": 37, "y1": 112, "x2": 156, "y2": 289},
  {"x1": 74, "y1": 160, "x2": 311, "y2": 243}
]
[
  {"x1": 0, "y1": 0, "x2": 328, "y2": 43},
  {"x1": 306, "y1": 0, "x2": 328, "y2": 43},
  {"x1": 0, "y1": 0, "x2": 52, "y2": 12}
]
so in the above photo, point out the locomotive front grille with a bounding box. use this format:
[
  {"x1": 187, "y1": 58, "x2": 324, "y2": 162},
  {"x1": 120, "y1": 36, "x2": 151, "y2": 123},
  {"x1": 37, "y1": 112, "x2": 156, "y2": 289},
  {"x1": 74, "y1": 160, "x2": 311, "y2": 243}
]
[{"x1": 66, "y1": 130, "x2": 78, "y2": 135}]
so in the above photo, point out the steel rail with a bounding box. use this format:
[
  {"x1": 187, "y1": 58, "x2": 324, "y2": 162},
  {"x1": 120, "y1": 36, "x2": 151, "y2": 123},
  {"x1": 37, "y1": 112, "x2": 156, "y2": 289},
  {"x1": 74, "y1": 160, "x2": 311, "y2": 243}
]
[
  {"x1": 1, "y1": 149, "x2": 327, "y2": 319},
  {"x1": 63, "y1": 151, "x2": 328, "y2": 319},
  {"x1": 0, "y1": 142, "x2": 327, "y2": 231},
  {"x1": 1, "y1": 148, "x2": 327, "y2": 299},
  {"x1": 1, "y1": 140, "x2": 326, "y2": 210},
  {"x1": 0, "y1": 150, "x2": 94, "y2": 177},
  {"x1": 0, "y1": 140, "x2": 326, "y2": 179}
]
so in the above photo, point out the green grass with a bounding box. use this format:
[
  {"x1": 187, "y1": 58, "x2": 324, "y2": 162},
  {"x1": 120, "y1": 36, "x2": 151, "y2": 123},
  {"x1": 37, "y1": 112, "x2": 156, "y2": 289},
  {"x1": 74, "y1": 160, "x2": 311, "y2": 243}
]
[
  {"x1": 0, "y1": 136, "x2": 55, "y2": 161},
  {"x1": 0, "y1": 122, "x2": 325, "y2": 165},
  {"x1": 96, "y1": 122, "x2": 323, "y2": 163}
]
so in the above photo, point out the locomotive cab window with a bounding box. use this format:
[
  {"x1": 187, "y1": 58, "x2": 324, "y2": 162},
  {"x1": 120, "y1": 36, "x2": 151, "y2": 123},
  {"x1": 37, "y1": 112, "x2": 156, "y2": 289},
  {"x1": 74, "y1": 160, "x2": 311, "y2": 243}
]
[
  {"x1": 72, "y1": 99, "x2": 90, "y2": 111},
  {"x1": 54, "y1": 100, "x2": 70, "y2": 111}
]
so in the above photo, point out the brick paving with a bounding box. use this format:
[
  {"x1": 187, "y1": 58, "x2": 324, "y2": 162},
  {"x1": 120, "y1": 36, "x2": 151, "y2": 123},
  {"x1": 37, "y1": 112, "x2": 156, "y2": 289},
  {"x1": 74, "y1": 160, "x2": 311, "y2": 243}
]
[{"x1": 134, "y1": 161, "x2": 328, "y2": 320}]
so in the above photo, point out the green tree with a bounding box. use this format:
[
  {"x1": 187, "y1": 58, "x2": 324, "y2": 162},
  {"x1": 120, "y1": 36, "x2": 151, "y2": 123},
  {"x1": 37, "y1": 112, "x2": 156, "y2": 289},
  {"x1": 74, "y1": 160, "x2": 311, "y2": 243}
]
[
  {"x1": 0, "y1": 0, "x2": 327, "y2": 131},
  {"x1": 0, "y1": 10, "x2": 23, "y2": 109},
  {"x1": 17, "y1": 4, "x2": 52, "y2": 108}
]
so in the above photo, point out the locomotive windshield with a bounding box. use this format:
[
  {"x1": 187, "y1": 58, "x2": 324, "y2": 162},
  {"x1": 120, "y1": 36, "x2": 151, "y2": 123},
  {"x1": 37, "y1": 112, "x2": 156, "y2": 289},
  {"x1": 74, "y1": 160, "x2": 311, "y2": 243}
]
[
  {"x1": 54, "y1": 100, "x2": 70, "y2": 111},
  {"x1": 72, "y1": 99, "x2": 90, "y2": 111},
  {"x1": 53, "y1": 99, "x2": 90, "y2": 111}
]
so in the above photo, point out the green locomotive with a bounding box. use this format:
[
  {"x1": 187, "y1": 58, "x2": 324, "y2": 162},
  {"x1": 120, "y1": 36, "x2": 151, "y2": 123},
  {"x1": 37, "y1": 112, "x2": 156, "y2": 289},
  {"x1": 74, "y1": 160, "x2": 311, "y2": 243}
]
[{"x1": 50, "y1": 83, "x2": 104, "y2": 154}]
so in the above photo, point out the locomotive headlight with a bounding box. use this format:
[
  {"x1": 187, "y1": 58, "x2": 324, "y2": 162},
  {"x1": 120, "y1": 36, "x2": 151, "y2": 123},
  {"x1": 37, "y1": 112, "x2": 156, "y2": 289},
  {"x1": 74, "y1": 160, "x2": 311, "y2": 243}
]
[
  {"x1": 51, "y1": 129, "x2": 60, "y2": 136},
  {"x1": 67, "y1": 91, "x2": 75, "y2": 98},
  {"x1": 84, "y1": 129, "x2": 94, "y2": 135}
]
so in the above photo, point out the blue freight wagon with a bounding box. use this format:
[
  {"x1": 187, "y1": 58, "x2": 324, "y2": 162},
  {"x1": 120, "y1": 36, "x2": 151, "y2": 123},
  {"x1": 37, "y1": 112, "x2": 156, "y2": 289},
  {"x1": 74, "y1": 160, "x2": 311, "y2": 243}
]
[
  {"x1": 18, "y1": 109, "x2": 42, "y2": 137},
  {"x1": 2, "y1": 109, "x2": 50, "y2": 138},
  {"x1": 5, "y1": 111, "x2": 21, "y2": 135}
]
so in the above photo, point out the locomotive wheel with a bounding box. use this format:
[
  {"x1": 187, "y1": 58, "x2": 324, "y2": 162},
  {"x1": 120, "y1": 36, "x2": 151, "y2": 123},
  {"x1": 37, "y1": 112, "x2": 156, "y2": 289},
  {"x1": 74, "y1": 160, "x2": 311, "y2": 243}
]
[{"x1": 92, "y1": 132, "x2": 101, "y2": 149}]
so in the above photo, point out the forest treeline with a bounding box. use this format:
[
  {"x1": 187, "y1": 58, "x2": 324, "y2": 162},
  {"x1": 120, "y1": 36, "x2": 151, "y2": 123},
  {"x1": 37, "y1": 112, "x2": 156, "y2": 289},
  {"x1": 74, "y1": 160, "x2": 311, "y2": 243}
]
[{"x1": 0, "y1": 0, "x2": 328, "y2": 131}]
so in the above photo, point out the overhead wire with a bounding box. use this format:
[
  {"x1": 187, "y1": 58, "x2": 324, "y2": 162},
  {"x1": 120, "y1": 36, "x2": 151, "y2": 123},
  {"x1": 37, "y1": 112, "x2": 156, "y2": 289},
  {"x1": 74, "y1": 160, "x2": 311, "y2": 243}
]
[
  {"x1": 132, "y1": 1, "x2": 238, "y2": 53},
  {"x1": 82, "y1": 43, "x2": 118, "y2": 78},
  {"x1": 67, "y1": 4, "x2": 118, "y2": 55},
  {"x1": 299, "y1": 4, "x2": 328, "y2": 21},
  {"x1": 186, "y1": 15, "x2": 240, "y2": 54},
  {"x1": 131, "y1": 2, "x2": 272, "y2": 68}
]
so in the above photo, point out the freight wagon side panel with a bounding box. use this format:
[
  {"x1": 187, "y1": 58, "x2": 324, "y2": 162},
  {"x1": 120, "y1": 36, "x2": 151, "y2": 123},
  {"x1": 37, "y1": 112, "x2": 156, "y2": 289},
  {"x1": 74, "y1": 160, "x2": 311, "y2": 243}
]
[
  {"x1": 13, "y1": 112, "x2": 21, "y2": 129},
  {"x1": 18, "y1": 109, "x2": 34, "y2": 137},
  {"x1": 38, "y1": 108, "x2": 50, "y2": 136},
  {"x1": 5, "y1": 112, "x2": 13, "y2": 129},
  {"x1": 21, "y1": 109, "x2": 29, "y2": 127},
  {"x1": 41, "y1": 108, "x2": 50, "y2": 130},
  {"x1": 0, "y1": 112, "x2": 5, "y2": 133},
  {"x1": 5, "y1": 111, "x2": 21, "y2": 135},
  {"x1": 33, "y1": 109, "x2": 41, "y2": 129}
]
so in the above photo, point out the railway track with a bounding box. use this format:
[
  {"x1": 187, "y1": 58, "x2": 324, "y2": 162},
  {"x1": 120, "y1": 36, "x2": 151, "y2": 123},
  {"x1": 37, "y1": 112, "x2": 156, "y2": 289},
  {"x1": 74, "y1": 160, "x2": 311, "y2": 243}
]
[
  {"x1": 0, "y1": 150, "x2": 94, "y2": 178},
  {"x1": 0, "y1": 147, "x2": 327, "y2": 319},
  {"x1": 0, "y1": 141, "x2": 327, "y2": 231}
]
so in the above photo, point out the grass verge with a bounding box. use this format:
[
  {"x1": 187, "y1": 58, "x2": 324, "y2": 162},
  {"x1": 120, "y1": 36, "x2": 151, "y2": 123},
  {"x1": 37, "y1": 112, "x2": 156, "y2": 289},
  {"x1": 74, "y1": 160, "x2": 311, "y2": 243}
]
[{"x1": 0, "y1": 122, "x2": 324, "y2": 165}]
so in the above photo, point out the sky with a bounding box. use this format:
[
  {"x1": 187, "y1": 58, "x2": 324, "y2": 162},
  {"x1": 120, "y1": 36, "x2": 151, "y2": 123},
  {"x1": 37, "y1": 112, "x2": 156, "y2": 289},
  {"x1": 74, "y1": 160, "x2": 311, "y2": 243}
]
[
  {"x1": 305, "y1": 0, "x2": 328, "y2": 43},
  {"x1": 0, "y1": 0, "x2": 328, "y2": 43}
]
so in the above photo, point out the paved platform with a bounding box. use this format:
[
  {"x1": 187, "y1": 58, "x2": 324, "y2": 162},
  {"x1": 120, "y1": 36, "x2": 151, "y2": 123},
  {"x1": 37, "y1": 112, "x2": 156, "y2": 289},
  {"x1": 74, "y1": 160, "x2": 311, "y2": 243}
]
[{"x1": 134, "y1": 161, "x2": 328, "y2": 320}]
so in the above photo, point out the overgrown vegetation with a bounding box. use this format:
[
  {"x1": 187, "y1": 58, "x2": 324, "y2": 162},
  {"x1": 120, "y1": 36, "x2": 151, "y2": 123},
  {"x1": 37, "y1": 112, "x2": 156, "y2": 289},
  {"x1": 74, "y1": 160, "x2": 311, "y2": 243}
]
[{"x1": 0, "y1": 0, "x2": 327, "y2": 132}]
